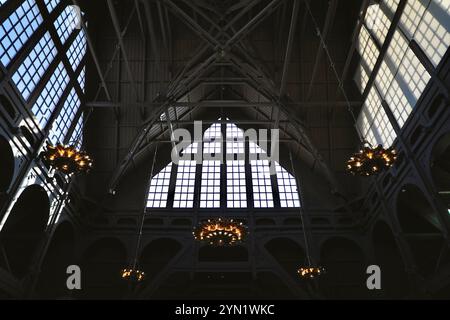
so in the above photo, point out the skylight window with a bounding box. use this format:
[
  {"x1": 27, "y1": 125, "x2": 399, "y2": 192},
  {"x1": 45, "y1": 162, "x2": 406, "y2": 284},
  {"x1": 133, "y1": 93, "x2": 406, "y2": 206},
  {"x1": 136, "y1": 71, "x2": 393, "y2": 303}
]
[
  {"x1": 145, "y1": 120, "x2": 302, "y2": 209},
  {"x1": 182, "y1": 142, "x2": 198, "y2": 154},
  {"x1": 0, "y1": 0, "x2": 43, "y2": 67},
  {"x1": 226, "y1": 160, "x2": 247, "y2": 208},
  {"x1": 48, "y1": 88, "x2": 80, "y2": 144},
  {"x1": 54, "y1": 5, "x2": 80, "y2": 44},
  {"x1": 67, "y1": 30, "x2": 86, "y2": 71},
  {"x1": 226, "y1": 123, "x2": 244, "y2": 154},
  {"x1": 147, "y1": 163, "x2": 172, "y2": 208},
  {"x1": 12, "y1": 32, "x2": 57, "y2": 100},
  {"x1": 69, "y1": 114, "x2": 83, "y2": 149},
  {"x1": 355, "y1": 0, "x2": 449, "y2": 148},
  {"x1": 43, "y1": 0, "x2": 60, "y2": 13},
  {"x1": 31, "y1": 62, "x2": 69, "y2": 129},
  {"x1": 173, "y1": 160, "x2": 196, "y2": 208},
  {"x1": 203, "y1": 123, "x2": 222, "y2": 155},
  {"x1": 276, "y1": 162, "x2": 301, "y2": 208},
  {"x1": 200, "y1": 160, "x2": 221, "y2": 208},
  {"x1": 77, "y1": 66, "x2": 85, "y2": 91},
  {"x1": 251, "y1": 159, "x2": 274, "y2": 208}
]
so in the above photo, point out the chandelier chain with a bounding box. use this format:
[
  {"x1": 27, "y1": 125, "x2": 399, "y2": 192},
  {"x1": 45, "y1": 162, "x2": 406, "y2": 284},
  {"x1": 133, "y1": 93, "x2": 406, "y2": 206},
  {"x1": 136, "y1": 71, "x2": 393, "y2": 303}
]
[
  {"x1": 288, "y1": 148, "x2": 312, "y2": 266},
  {"x1": 132, "y1": 143, "x2": 158, "y2": 269},
  {"x1": 304, "y1": 1, "x2": 365, "y2": 143}
]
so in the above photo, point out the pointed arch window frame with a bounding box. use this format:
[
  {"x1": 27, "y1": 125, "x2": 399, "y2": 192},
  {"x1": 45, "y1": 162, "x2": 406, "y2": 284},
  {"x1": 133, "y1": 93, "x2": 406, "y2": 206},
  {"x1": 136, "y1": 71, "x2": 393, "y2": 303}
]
[{"x1": 146, "y1": 120, "x2": 302, "y2": 210}]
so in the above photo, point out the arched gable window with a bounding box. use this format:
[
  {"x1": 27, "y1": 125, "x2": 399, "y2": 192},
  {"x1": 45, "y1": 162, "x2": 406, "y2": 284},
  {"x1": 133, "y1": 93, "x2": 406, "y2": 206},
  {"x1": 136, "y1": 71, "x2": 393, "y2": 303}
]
[{"x1": 146, "y1": 120, "x2": 301, "y2": 209}]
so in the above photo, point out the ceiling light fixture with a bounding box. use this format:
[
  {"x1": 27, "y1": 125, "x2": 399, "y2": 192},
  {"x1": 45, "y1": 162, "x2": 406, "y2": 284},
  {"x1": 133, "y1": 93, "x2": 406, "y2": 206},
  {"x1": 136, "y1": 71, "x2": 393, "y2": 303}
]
[
  {"x1": 41, "y1": 143, "x2": 93, "y2": 175},
  {"x1": 193, "y1": 218, "x2": 248, "y2": 246},
  {"x1": 297, "y1": 266, "x2": 326, "y2": 279},
  {"x1": 347, "y1": 142, "x2": 397, "y2": 176},
  {"x1": 121, "y1": 268, "x2": 145, "y2": 282}
]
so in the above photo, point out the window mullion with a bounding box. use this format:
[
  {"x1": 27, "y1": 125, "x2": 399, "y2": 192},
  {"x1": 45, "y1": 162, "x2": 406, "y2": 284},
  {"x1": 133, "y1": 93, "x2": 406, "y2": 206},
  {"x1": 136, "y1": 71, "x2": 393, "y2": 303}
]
[
  {"x1": 167, "y1": 161, "x2": 177, "y2": 208},
  {"x1": 268, "y1": 140, "x2": 281, "y2": 208},
  {"x1": 245, "y1": 138, "x2": 254, "y2": 209},
  {"x1": 221, "y1": 122, "x2": 226, "y2": 208}
]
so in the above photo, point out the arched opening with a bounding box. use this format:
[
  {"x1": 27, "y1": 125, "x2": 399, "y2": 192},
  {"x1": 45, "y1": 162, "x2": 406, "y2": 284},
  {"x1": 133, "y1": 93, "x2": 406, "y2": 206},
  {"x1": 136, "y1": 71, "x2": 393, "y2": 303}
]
[
  {"x1": 372, "y1": 221, "x2": 409, "y2": 298},
  {"x1": 0, "y1": 136, "x2": 14, "y2": 210},
  {"x1": 198, "y1": 245, "x2": 248, "y2": 262},
  {"x1": 264, "y1": 238, "x2": 305, "y2": 274},
  {"x1": 431, "y1": 132, "x2": 450, "y2": 213},
  {"x1": 78, "y1": 238, "x2": 127, "y2": 299},
  {"x1": 35, "y1": 222, "x2": 75, "y2": 298},
  {"x1": 0, "y1": 185, "x2": 49, "y2": 278},
  {"x1": 140, "y1": 238, "x2": 182, "y2": 282},
  {"x1": 320, "y1": 237, "x2": 367, "y2": 299}
]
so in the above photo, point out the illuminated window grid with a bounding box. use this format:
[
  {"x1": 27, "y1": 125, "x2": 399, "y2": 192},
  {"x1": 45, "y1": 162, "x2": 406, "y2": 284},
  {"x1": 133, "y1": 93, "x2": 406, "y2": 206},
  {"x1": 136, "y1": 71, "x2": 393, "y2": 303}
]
[
  {"x1": 361, "y1": 34, "x2": 379, "y2": 72},
  {"x1": 31, "y1": 62, "x2": 69, "y2": 129},
  {"x1": 399, "y1": 0, "x2": 429, "y2": 40},
  {"x1": 354, "y1": 62, "x2": 370, "y2": 93},
  {"x1": 397, "y1": 48, "x2": 430, "y2": 103},
  {"x1": 54, "y1": 5, "x2": 79, "y2": 44},
  {"x1": 365, "y1": 3, "x2": 392, "y2": 44},
  {"x1": 371, "y1": 106, "x2": 396, "y2": 147},
  {"x1": 0, "y1": 0, "x2": 7, "y2": 6},
  {"x1": 67, "y1": 30, "x2": 86, "y2": 71},
  {"x1": 275, "y1": 162, "x2": 300, "y2": 208},
  {"x1": 226, "y1": 123, "x2": 244, "y2": 154},
  {"x1": 374, "y1": 59, "x2": 395, "y2": 97},
  {"x1": 226, "y1": 160, "x2": 247, "y2": 208},
  {"x1": 357, "y1": 110, "x2": 373, "y2": 145},
  {"x1": 414, "y1": 0, "x2": 450, "y2": 67},
  {"x1": 182, "y1": 142, "x2": 198, "y2": 154},
  {"x1": 204, "y1": 122, "x2": 222, "y2": 139},
  {"x1": 77, "y1": 66, "x2": 85, "y2": 91},
  {"x1": 173, "y1": 160, "x2": 196, "y2": 208},
  {"x1": 357, "y1": 25, "x2": 370, "y2": 56},
  {"x1": 357, "y1": 87, "x2": 380, "y2": 147},
  {"x1": 48, "y1": 88, "x2": 80, "y2": 144},
  {"x1": 355, "y1": 26, "x2": 378, "y2": 90},
  {"x1": 364, "y1": 86, "x2": 381, "y2": 124},
  {"x1": 251, "y1": 159, "x2": 274, "y2": 208},
  {"x1": 204, "y1": 123, "x2": 222, "y2": 154},
  {"x1": 0, "y1": 0, "x2": 43, "y2": 67},
  {"x1": 249, "y1": 141, "x2": 266, "y2": 154},
  {"x1": 384, "y1": 0, "x2": 400, "y2": 16},
  {"x1": 385, "y1": 78, "x2": 412, "y2": 128},
  {"x1": 200, "y1": 160, "x2": 221, "y2": 208},
  {"x1": 69, "y1": 114, "x2": 83, "y2": 149},
  {"x1": 147, "y1": 163, "x2": 172, "y2": 208},
  {"x1": 384, "y1": 48, "x2": 430, "y2": 129},
  {"x1": 11, "y1": 32, "x2": 56, "y2": 100},
  {"x1": 44, "y1": 0, "x2": 60, "y2": 13},
  {"x1": 357, "y1": 113, "x2": 378, "y2": 148}
]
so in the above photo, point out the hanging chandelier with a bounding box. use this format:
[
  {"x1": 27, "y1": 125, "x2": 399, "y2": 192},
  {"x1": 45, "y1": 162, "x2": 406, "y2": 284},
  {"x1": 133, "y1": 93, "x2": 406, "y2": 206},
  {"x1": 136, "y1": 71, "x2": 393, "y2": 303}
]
[
  {"x1": 41, "y1": 143, "x2": 93, "y2": 175},
  {"x1": 120, "y1": 268, "x2": 145, "y2": 282},
  {"x1": 347, "y1": 143, "x2": 397, "y2": 176},
  {"x1": 297, "y1": 266, "x2": 326, "y2": 279},
  {"x1": 193, "y1": 218, "x2": 248, "y2": 246}
]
